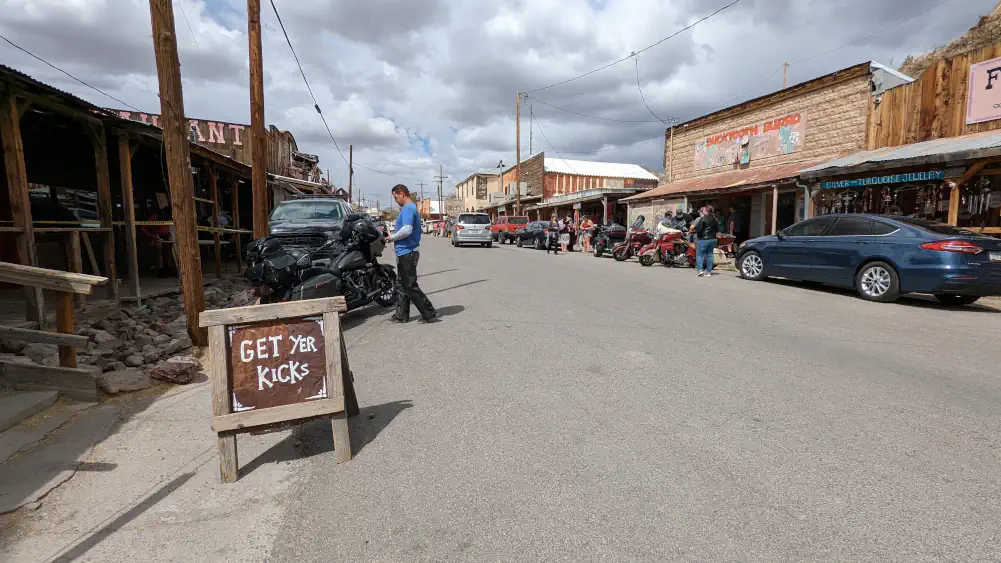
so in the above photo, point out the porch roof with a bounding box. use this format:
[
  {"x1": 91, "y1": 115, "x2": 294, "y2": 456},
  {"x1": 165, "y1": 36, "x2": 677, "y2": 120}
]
[{"x1": 623, "y1": 159, "x2": 828, "y2": 202}]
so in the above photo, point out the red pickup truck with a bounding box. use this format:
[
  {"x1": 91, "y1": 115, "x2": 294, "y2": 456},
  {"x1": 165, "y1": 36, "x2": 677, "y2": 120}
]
[{"x1": 490, "y1": 216, "x2": 530, "y2": 244}]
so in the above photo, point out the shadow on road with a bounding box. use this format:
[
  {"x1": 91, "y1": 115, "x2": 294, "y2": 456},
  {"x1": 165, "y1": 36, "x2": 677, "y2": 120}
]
[
  {"x1": 757, "y1": 278, "x2": 1000, "y2": 313},
  {"x1": 436, "y1": 305, "x2": 465, "y2": 318},
  {"x1": 244, "y1": 400, "x2": 414, "y2": 471},
  {"x1": 426, "y1": 279, "x2": 489, "y2": 296},
  {"x1": 341, "y1": 303, "x2": 396, "y2": 331},
  {"x1": 420, "y1": 269, "x2": 459, "y2": 278},
  {"x1": 49, "y1": 472, "x2": 197, "y2": 563}
]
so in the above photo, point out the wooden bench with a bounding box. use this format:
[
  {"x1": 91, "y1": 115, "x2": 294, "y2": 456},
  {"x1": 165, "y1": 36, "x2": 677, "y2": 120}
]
[{"x1": 0, "y1": 262, "x2": 108, "y2": 401}]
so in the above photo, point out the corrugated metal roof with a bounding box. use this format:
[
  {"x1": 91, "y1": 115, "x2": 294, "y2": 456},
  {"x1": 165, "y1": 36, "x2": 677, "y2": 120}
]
[
  {"x1": 623, "y1": 160, "x2": 827, "y2": 202},
  {"x1": 543, "y1": 158, "x2": 660, "y2": 180},
  {"x1": 800, "y1": 130, "x2": 1001, "y2": 178}
]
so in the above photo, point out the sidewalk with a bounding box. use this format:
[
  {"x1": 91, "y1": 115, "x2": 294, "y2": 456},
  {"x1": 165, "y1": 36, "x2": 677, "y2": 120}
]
[{"x1": 0, "y1": 351, "x2": 301, "y2": 563}]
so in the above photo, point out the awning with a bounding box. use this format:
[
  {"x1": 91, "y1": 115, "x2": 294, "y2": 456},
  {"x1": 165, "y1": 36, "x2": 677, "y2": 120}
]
[
  {"x1": 623, "y1": 159, "x2": 828, "y2": 202},
  {"x1": 526, "y1": 188, "x2": 642, "y2": 211},
  {"x1": 800, "y1": 130, "x2": 1001, "y2": 179},
  {"x1": 481, "y1": 194, "x2": 542, "y2": 211}
]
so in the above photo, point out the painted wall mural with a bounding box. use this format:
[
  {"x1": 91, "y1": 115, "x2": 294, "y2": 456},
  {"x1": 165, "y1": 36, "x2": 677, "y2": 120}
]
[{"x1": 693, "y1": 112, "x2": 807, "y2": 171}]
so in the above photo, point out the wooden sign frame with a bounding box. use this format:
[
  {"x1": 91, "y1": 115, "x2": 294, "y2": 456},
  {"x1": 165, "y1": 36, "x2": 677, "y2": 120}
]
[{"x1": 199, "y1": 297, "x2": 358, "y2": 482}]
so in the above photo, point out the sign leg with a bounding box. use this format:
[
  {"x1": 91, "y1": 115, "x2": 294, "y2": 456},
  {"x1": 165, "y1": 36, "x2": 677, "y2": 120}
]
[
  {"x1": 218, "y1": 433, "x2": 239, "y2": 483},
  {"x1": 340, "y1": 332, "x2": 360, "y2": 417},
  {"x1": 331, "y1": 412, "x2": 351, "y2": 463}
]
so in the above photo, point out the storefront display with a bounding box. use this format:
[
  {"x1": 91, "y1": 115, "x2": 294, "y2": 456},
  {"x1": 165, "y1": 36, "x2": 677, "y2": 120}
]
[
  {"x1": 956, "y1": 174, "x2": 1001, "y2": 229},
  {"x1": 815, "y1": 182, "x2": 951, "y2": 222}
]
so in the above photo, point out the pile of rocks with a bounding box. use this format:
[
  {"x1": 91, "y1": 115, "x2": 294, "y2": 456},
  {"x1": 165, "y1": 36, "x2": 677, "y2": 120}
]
[{"x1": 1, "y1": 278, "x2": 255, "y2": 395}]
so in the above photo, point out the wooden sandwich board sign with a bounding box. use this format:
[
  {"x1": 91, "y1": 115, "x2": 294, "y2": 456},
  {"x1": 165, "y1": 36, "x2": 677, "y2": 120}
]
[{"x1": 199, "y1": 297, "x2": 359, "y2": 483}]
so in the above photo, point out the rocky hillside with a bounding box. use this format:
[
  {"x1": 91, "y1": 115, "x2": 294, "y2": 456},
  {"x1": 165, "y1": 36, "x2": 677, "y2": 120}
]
[{"x1": 899, "y1": 2, "x2": 1001, "y2": 78}]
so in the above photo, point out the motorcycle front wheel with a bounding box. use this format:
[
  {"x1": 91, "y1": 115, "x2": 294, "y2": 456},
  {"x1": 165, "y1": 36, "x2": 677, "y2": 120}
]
[
  {"x1": 612, "y1": 247, "x2": 629, "y2": 262},
  {"x1": 639, "y1": 254, "x2": 655, "y2": 267},
  {"x1": 373, "y1": 268, "x2": 398, "y2": 307}
]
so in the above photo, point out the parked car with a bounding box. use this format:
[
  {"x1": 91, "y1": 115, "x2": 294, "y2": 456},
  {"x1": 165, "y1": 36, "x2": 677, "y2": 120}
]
[
  {"x1": 490, "y1": 216, "x2": 530, "y2": 244},
  {"x1": 451, "y1": 213, "x2": 493, "y2": 247},
  {"x1": 267, "y1": 196, "x2": 355, "y2": 265},
  {"x1": 514, "y1": 221, "x2": 553, "y2": 250},
  {"x1": 736, "y1": 214, "x2": 1001, "y2": 305}
]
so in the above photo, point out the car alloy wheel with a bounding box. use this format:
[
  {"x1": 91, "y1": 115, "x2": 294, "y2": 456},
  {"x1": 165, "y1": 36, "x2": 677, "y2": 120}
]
[
  {"x1": 741, "y1": 253, "x2": 764, "y2": 279},
  {"x1": 860, "y1": 266, "x2": 891, "y2": 297}
]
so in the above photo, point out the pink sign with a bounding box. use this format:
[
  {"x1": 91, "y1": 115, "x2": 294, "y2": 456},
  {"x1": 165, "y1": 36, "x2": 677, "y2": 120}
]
[{"x1": 966, "y1": 56, "x2": 1001, "y2": 125}]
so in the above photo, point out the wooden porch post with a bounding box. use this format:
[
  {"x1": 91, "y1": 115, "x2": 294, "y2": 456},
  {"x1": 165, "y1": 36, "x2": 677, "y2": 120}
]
[
  {"x1": 947, "y1": 162, "x2": 987, "y2": 226},
  {"x1": 231, "y1": 177, "x2": 243, "y2": 271},
  {"x1": 771, "y1": 185, "x2": 779, "y2": 235},
  {"x1": 88, "y1": 123, "x2": 118, "y2": 301},
  {"x1": 118, "y1": 135, "x2": 141, "y2": 304},
  {"x1": 208, "y1": 165, "x2": 222, "y2": 278},
  {"x1": 0, "y1": 86, "x2": 44, "y2": 326}
]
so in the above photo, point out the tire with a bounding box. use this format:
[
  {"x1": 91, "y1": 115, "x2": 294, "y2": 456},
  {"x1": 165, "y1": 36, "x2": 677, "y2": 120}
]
[
  {"x1": 374, "y1": 271, "x2": 398, "y2": 307},
  {"x1": 516, "y1": 237, "x2": 523, "y2": 248},
  {"x1": 738, "y1": 251, "x2": 766, "y2": 281},
  {"x1": 593, "y1": 244, "x2": 604, "y2": 257},
  {"x1": 534, "y1": 237, "x2": 543, "y2": 250},
  {"x1": 935, "y1": 294, "x2": 980, "y2": 306},
  {"x1": 639, "y1": 254, "x2": 655, "y2": 267},
  {"x1": 612, "y1": 247, "x2": 629, "y2": 262},
  {"x1": 856, "y1": 261, "x2": 900, "y2": 303}
]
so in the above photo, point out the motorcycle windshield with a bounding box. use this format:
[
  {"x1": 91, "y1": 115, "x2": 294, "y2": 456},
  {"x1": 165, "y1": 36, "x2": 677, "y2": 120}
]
[{"x1": 630, "y1": 216, "x2": 646, "y2": 229}]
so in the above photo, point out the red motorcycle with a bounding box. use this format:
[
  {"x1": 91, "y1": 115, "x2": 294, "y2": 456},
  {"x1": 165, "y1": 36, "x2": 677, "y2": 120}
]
[
  {"x1": 611, "y1": 217, "x2": 653, "y2": 262},
  {"x1": 639, "y1": 231, "x2": 737, "y2": 268}
]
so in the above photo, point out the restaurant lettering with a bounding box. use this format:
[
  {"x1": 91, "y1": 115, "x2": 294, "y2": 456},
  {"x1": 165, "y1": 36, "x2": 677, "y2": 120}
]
[
  {"x1": 694, "y1": 112, "x2": 807, "y2": 171},
  {"x1": 820, "y1": 170, "x2": 946, "y2": 190},
  {"x1": 109, "y1": 109, "x2": 247, "y2": 147}
]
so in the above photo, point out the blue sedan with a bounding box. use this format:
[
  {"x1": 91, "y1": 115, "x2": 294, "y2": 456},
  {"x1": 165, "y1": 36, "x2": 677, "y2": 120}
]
[{"x1": 735, "y1": 214, "x2": 1001, "y2": 305}]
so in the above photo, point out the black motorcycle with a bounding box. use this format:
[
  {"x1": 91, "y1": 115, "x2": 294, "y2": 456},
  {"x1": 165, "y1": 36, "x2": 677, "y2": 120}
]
[
  {"x1": 591, "y1": 222, "x2": 627, "y2": 257},
  {"x1": 246, "y1": 214, "x2": 398, "y2": 311}
]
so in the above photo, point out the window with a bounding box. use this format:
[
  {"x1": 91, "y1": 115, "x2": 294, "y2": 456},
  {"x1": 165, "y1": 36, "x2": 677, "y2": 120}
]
[
  {"x1": 871, "y1": 221, "x2": 897, "y2": 235},
  {"x1": 457, "y1": 214, "x2": 490, "y2": 225},
  {"x1": 827, "y1": 217, "x2": 873, "y2": 236},
  {"x1": 784, "y1": 216, "x2": 835, "y2": 237},
  {"x1": 509, "y1": 217, "x2": 529, "y2": 225},
  {"x1": 269, "y1": 200, "x2": 346, "y2": 222},
  {"x1": 892, "y1": 217, "x2": 991, "y2": 238}
]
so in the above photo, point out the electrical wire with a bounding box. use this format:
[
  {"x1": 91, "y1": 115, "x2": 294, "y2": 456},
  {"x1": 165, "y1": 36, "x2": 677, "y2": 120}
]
[
  {"x1": 0, "y1": 34, "x2": 142, "y2": 112},
  {"x1": 634, "y1": 55, "x2": 679, "y2": 125},
  {"x1": 175, "y1": 0, "x2": 200, "y2": 49},
  {"x1": 531, "y1": 106, "x2": 577, "y2": 174},
  {"x1": 523, "y1": 0, "x2": 741, "y2": 94},
  {"x1": 524, "y1": 94, "x2": 663, "y2": 123}
]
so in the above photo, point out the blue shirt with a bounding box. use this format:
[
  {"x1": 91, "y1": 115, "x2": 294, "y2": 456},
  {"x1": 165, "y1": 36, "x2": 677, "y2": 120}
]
[{"x1": 394, "y1": 202, "x2": 422, "y2": 256}]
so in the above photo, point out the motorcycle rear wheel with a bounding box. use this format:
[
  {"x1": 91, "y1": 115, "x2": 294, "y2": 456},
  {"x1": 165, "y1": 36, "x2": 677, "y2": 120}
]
[
  {"x1": 374, "y1": 269, "x2": 399, "y2": 307},
  {"x1": 639, "y1": 254, "x2": 655, "y2": 267},
  {"x1": 593, "y1": 244, "x2": 604, "y2": 257}
]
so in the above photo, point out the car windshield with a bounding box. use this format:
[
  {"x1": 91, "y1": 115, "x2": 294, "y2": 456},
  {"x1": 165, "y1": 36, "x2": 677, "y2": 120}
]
[
  {"x1": 458, "y1": 214, "x2": 490, "y2": 225},
  {"x1": 270, "y1": 201, "x2": 344, "y2": 222},
  {"x1": 892, "y1": 217, "x2": 991, "y2": 238},
  {"x1": 509, "y1": 217, "x2": 529, "y2": 225}
]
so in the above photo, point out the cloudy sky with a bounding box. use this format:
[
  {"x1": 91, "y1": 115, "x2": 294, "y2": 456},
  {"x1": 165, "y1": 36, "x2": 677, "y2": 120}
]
[{"x1": 0, "y1": 0, "x2": 995, "y2": 205}]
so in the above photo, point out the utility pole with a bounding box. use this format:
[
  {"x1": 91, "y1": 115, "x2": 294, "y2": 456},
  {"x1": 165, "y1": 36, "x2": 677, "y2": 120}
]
[
  {"x1": 529, "y1": 103, "x2": 533, "y2": 156},
  {"x1": 434, "y1": 165, "x2": 448, "y2": 222},
  {"x1": 515, "y1": 92, "x2": 521, "y2": 215},
  {"x1": 348, "y1": 144, "x2": 353, "y2": 202},
  {"x1": 248, "y1": 0, "x2": 268, "y2": 238},
  {"x1": 416, "y1": 181, "x2": 427, "y2": 218},
  {"x1": 782, "y1": 62, "x2": 789, "y2": 89},
  {"x1": 149, "y1": 0, "x2": 206, "y2": 345}
]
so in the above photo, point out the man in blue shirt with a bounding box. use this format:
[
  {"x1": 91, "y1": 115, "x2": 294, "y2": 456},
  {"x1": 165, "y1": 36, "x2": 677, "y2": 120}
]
[{"x1": 389, "y1": 184, "x2": 438, "y2": 323}]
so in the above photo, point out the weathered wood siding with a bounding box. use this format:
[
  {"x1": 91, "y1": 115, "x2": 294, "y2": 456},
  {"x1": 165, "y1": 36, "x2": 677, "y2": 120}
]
[{"x1": 868, "y1": 42, "x2": 1001, "y2": 149}]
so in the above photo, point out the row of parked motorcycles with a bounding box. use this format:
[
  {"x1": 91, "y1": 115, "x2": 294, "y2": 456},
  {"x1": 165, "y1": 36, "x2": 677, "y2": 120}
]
[
  {"x1": 600, "y1": 216, "x2": 736, "y2": 268},
  {"x1": 244, "y1": 213, "x2": 398, "y2": 311}
]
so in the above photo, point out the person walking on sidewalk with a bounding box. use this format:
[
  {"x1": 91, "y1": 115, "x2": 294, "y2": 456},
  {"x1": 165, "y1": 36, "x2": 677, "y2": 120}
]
[
  {"x1": 689, "y1": 205, "x2": 720, "y2": 277},
  {"x1": 389, "y1": 184, "x2": 439, "y2": 324}
]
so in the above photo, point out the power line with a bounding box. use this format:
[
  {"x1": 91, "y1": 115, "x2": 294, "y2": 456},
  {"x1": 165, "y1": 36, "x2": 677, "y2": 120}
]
[
  {"x1": 524, "y1": 94, "x2": 663, "y2": 123},
  {"x1": 0, "y1": 34, "x2": 143, "y2": 112},
  {"x1": 634, "y1": 55, "x2": 678, "y2": 125},
  {"x1": 268, "y1": 0, "x2": 348, "y2": 168},
  {"x1": 175, "y1": 0, "x2": 200, "y2": 49},
  {"x1": 523, "y1": 0, "x2": 741, "y2": 94},
  {"x1": 531, "y1": 106, "x2": 576, "y2": 174}
]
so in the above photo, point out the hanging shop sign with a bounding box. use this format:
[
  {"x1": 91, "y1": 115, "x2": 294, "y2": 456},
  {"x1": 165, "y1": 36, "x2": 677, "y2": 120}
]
[
  {"x1": 694, "y1": 112, "x2": 807, "y2": 171},
  {"x1": 199, "y1": 297, "x2": 359, "y2": 482},
  {"x1": 966, "y1": 55, "x2": 1001, "y2": 125},
  {"x1": 820, "y1": 170, "x2": 946, "y2": 190}
]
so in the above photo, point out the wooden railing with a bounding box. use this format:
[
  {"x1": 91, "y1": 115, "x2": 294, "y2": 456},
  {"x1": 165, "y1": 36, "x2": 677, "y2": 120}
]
[{"x1": 0, "y1": 261, "x2": 107, "y2": 401}]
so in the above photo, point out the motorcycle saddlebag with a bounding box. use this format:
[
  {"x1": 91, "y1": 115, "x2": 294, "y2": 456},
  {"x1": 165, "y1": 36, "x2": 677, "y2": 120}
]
[{"x1": 291, "y1": 273, "x2": 342, "y2": 301}]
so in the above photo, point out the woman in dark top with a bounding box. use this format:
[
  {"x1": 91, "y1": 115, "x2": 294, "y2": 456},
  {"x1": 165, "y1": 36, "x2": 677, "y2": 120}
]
[{"x1": 689, "y1": 206, "x2": 720, "y2": 277}]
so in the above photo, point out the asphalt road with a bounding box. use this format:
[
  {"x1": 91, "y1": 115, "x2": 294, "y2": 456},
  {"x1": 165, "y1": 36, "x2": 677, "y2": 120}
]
[{"x1": 272, "y1": 236, "x2": 1001, "y2": 562}]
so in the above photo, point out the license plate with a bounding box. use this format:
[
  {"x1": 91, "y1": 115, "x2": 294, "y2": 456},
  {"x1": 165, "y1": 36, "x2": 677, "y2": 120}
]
[
  {"x1": 468, "y1": 230, "x2": 480, "y2": 234},
  {"x1": 991, "y1": 251, "x2": 1001, "y2": 263}
]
